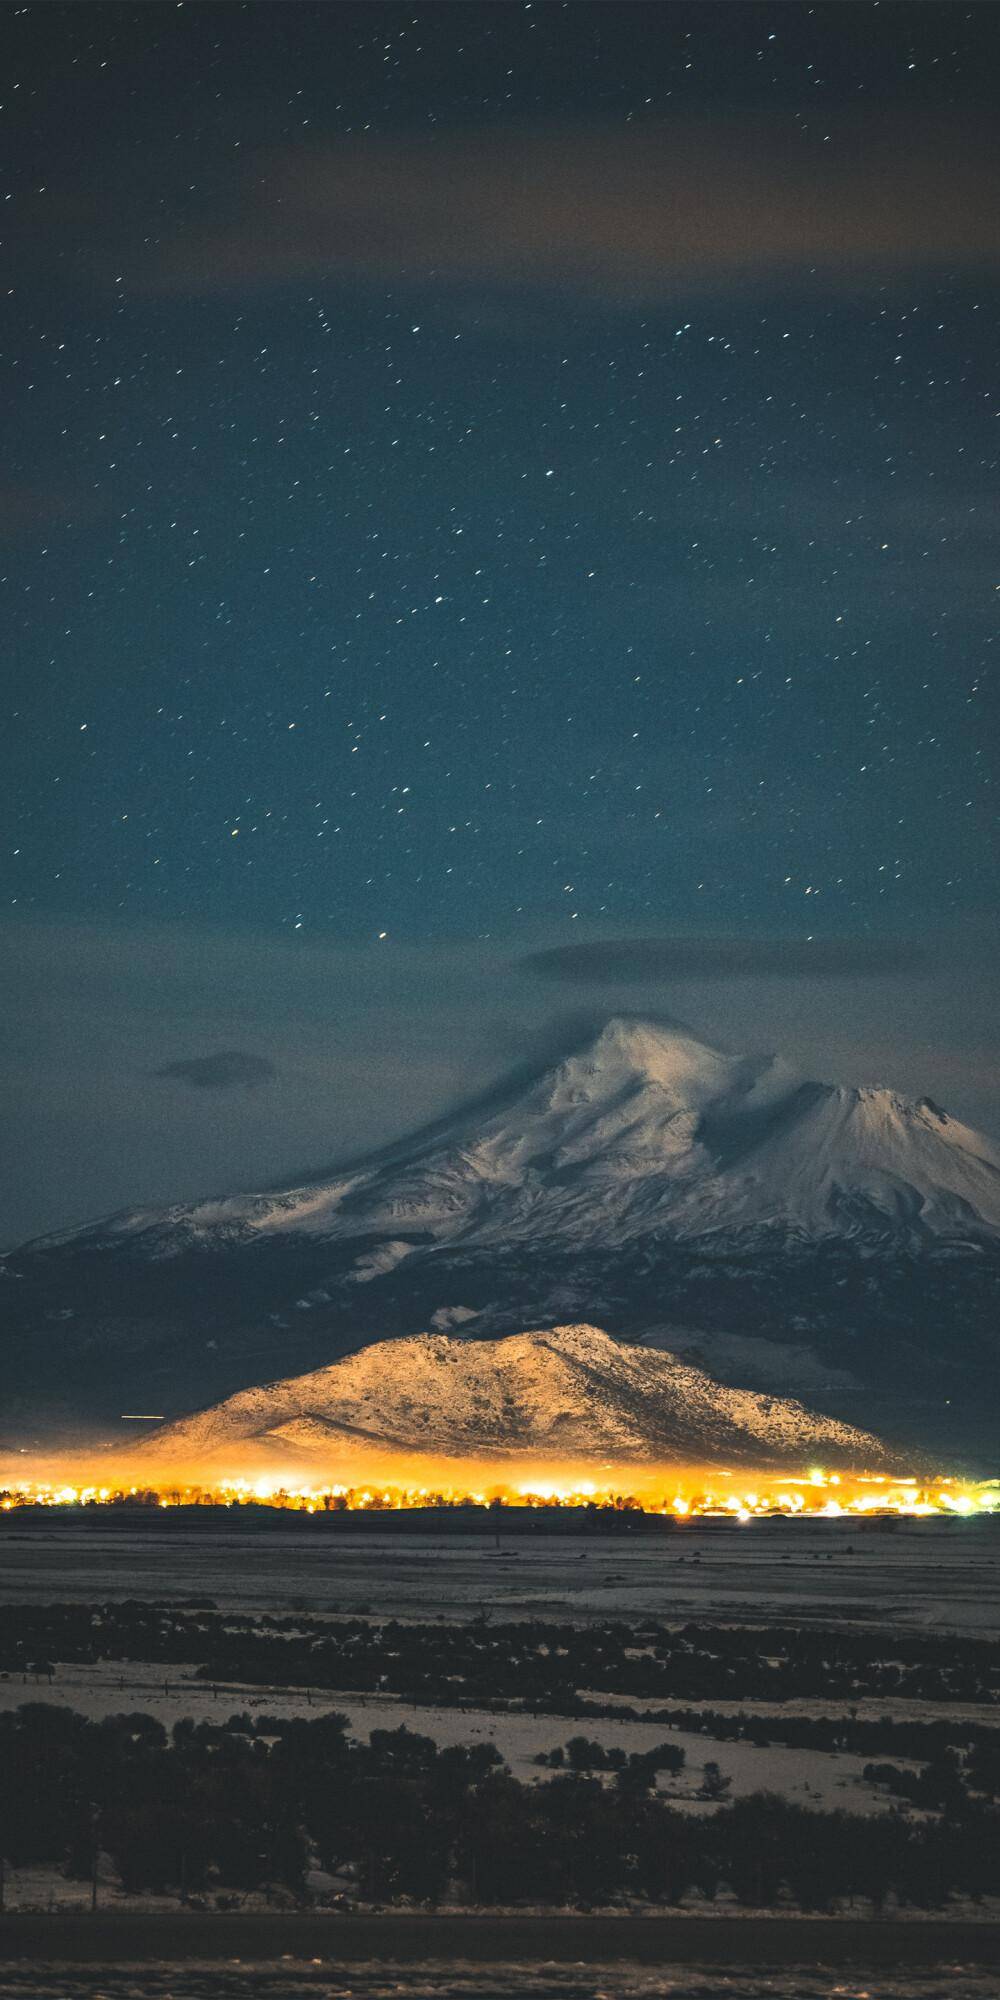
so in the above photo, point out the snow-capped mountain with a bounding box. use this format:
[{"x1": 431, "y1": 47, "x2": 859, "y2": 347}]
[
  {"x1": 4, "y1": 1017, "x2": 999, "y2": 1463},
  {"x1": 139, "y1": 1323, "x2": 893, "y2": 1479},
  {"x1": 36, "y1": 1015, "x2": 1000, "y2": 1256}
]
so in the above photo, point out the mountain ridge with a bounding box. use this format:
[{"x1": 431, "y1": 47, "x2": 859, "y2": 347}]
[{"x1": 139, "y1": 1322, "x2": 897, "y2": 1479}]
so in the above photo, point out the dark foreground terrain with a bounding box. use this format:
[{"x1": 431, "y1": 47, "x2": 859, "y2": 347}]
[
  {"x1": 4, "y1": 1578, "x2": 1000, "y2": 1924},
  {"x1": 5, "y1": 1524, "x2": 1000, "y2": 1982},
  {"x1": 2, "y1": 1911, "x2": 1000, "y2": 1967}
]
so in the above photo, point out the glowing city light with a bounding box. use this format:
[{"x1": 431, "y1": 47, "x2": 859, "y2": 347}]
[{"x1": 1, "y1": 1469, "x2": 997, "y2": 1519}]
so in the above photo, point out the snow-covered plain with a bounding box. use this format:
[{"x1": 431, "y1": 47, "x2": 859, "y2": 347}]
[{"x1": 2, "y1": 1519, "x2": 997, "y2": 1632}]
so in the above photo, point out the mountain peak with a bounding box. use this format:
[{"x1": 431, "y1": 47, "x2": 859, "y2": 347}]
[
  {"x1": 562, "y1": 1014, "x2": 741, "y2": 1094},
  {"x1": 587, "y1": 1012, "x2": 718, "y2": 1062}
]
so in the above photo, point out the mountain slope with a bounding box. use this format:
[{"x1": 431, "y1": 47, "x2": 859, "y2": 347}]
[{"x1": 141, "y1": 1323, "x2": 894, "y2": 1478}]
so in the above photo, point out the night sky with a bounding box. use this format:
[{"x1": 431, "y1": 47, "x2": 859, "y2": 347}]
[{"x1": 2, "y1": 1, "x2": 999, "y2": 1242}]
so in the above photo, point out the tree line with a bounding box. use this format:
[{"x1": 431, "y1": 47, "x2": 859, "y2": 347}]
[
  {"x1": 3, "y1": 1702, "x2": 1000, "y2": 1913},
  {"x1": 4, "y1": 1601, "x2": 999, "y2": 1706}
]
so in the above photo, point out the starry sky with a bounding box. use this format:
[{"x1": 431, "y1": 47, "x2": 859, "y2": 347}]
[{"x1": 2, "y1": 1, "x2": 999, "y2": 1241}]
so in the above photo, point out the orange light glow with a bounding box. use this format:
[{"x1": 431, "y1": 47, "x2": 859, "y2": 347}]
[{"x1": 1, "y1": 1455, "x2": 996, "y2": 1520}]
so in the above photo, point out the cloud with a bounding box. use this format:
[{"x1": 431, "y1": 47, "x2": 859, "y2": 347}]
[
  {"x1": 152, "y1": 1050, "x2": 276, "y2": 1091},
  {"x1": 136, "y1": 111, "x2": 1000, "y2": 301},
  {"x1": 523, "y1": 936, "x2": 926, "y2": 984}
]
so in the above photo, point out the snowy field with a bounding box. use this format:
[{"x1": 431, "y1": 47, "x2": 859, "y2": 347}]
[
  {"x1": 0, "y1": 1661, "x2": 906, "y2": 1817},
  {"x1": 1, "y1": 1518, "x2": 998, "y2": 1633}
]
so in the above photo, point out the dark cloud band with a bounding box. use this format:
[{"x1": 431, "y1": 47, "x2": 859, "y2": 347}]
[
  {"x1": 139, "y1": 112, "x2": 1000, "y2": 300},
  {"x1": 522, "y1": 937, "x2": 924, "y2": 984}
]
